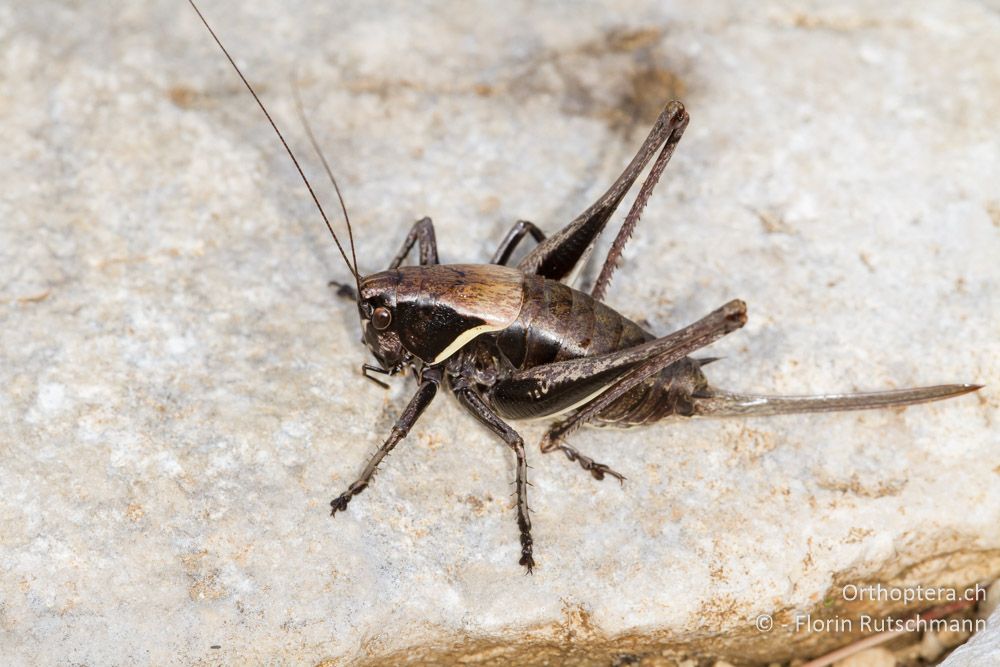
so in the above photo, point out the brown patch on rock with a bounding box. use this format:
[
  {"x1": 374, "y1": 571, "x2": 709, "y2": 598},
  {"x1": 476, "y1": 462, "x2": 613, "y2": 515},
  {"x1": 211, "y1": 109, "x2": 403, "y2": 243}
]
[
  {"x1": 986, "y1": 201, "x2": 1000, "y2": 228},
  {"x1": 613, "y1": 64, "x2": 687, "y2": 133},
  {"x1": 124, "y1": 503, "x2": 145, "y2": 521},
  {"x1": 479, "y1": 195, "x2": 501, "y2": 214},
  {"x1": 816, "y1": 472, "x2": 906, "y2": 499},
  {"x1": 167, "y1": 82, "x2": 251, "y2": 109},
  {"x1": 602, "y1": 28, "x2": 663, "y2": 53},
  {"x1": 188, "y1": 572, "x2": 226, "y2": 601},
  {"x1": 473, "y1": 83, "x2": 495, "y2": 97},
  {"x1": 750, "y1": 208, "x2": 794, "y2": 235},
  {"x1": 558, "y1": 602, "x2": 599, "y2": 642},
  {"x1": 168, "y1": 84, "x2": 199, "y2": 108},
  {"x1": 778, "y1": 11, "x2": 914, "y2": 32},
  {"x1": 181, "y1": 550, "x2": 227, "y2": 602},
  {"x1": 324, "y1": 26, "x2": 692, "y2": 137},
  {"x1": 539, "y1": 26, "x2": 691, "y2": 135},
  {"x1": 464, "y1": 494, "x2": 488, "y2": 516}
]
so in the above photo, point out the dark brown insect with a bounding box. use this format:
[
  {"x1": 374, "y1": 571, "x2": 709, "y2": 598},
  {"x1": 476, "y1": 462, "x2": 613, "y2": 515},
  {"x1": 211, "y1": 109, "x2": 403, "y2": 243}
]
[{"x1": 189, "y1": 1, "x2": 981, "y2": 572}]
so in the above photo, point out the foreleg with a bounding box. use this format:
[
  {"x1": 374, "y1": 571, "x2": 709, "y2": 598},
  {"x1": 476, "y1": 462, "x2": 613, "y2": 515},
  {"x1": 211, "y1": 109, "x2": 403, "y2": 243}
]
[{"x1": 329, "y1": 373, "x2": 439, "y2": 514}]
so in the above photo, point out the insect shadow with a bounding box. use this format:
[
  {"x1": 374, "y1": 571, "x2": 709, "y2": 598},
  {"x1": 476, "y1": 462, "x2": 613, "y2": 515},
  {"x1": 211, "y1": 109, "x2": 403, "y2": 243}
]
[{"x1": 189, "y1": 0, "x2": 981, "y2": 572}]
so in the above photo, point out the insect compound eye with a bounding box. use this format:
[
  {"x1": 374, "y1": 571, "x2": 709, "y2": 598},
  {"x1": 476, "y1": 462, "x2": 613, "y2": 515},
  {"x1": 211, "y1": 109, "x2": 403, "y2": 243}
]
[{"x1": 372, "y1": 306, "x2": 392, "y2": 330}]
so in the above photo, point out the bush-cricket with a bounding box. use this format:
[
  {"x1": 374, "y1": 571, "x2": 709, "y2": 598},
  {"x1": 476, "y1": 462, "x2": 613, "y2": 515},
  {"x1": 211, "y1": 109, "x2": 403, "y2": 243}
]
[{"x1": 188, "y1": 0, "x2": 982, "y2": 572}]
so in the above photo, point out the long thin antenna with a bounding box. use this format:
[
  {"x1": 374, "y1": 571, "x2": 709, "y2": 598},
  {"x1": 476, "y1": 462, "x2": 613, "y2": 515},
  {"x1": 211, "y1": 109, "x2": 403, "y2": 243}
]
[
  {"x1": 292, "y1": 81, "x2": 360, "y2": 279},
  {"x1": 186, "y1": 0, "x2": 360, "y2": 288}
]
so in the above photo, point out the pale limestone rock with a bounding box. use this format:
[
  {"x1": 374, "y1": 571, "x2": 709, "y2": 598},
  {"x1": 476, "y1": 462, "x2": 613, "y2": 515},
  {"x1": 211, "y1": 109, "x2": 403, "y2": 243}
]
[
  {"x1": 1, "y1": 1, "x2": 998, "y2": 665},
  {"x1": 941, "y1": 604, "x2": 1000, "y2": 667},
  {"x1": 980, "y1": 579, "x2": 1000, "y2": 621},
  {"x1": 918, "y1": 629, "x2": 945, "y2": 662},
  {"x1": 832, "y1": 648, "x2": 896, "y2": 667}
]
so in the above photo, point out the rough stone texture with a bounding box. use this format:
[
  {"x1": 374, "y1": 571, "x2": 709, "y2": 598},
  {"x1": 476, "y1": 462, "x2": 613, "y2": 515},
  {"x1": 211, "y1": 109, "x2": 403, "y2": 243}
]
[
  {"x1": 941, "y1": 581, "x2": 1000, "y2": 666},
  {"x1": 1, "y1": 1, "x2": 998, "y2": 665},
  {"x1": 834, "y1": 648, "x2": 896, "y2": 667},
  {"x1": 943, "y1": 610, "x2": 1000, "y2": 666}
]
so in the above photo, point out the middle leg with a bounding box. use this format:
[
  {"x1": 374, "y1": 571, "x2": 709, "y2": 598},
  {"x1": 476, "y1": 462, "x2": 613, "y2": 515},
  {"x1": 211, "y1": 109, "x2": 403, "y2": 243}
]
[
  {"x1": 453, "y1": 387, "x2": 535, "y2": 573},
  {"x1": 329, "y1": 216, "x2": 439, "y2": 299},
  {"x1": 389, "y1": 216, "x2": 439, "y2": 268},
  {"x1": 490, "y1": 220, "x2": 546, "y2": 266}
]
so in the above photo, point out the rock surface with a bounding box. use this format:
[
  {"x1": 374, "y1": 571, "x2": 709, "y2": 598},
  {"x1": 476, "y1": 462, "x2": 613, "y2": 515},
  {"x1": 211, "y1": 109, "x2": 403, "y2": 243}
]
[
  {"x1": 941, "y1": 581, "x2": 1000, "y2": 666},
  {"x1": 1, "y1": 1, "x2": 998, "y2": 665},
  {"x1": 942, "y1": 611, "x2": 1000, "y2": 666}
]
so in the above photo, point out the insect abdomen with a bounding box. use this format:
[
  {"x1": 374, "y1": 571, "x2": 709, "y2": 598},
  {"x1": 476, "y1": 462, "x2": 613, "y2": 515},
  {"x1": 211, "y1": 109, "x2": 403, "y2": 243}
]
[
  {"x1": 488, "y1": 275, "x2": 713, "y2": 425},
  {"x1": 591, "y1": 357, "x2": 710, "y2": 427},
  {"x1": 485, "y1": 275, "x2": 712, "y2": 424},
  {"x1": 495, "y1": 275, "x2": 649, "y2": 369}
]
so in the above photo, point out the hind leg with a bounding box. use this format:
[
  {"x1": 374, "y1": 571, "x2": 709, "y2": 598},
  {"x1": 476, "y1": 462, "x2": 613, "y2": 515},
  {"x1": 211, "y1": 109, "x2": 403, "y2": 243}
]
[
  {"x1": 540, "y1": 300, "x2": 747, "y2": 469},
  {"x1": 540, "y1": 437, "x2": 626, "y2": 483},
  {"x1": 517, "y1": 102, "x2": 688, "y2": 282},
  {"x1": 491, "y1": 299, "x2": 746, "y2": 483}
]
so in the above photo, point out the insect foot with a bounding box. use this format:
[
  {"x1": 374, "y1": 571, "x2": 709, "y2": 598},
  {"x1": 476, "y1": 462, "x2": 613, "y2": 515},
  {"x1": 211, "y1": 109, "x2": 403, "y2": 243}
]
[
  {"x1": 518, "y1": 514, "x2": 535, "y2": 574},
  {"x1": 562, "y1": 445, "x2": 627, "y2": 484},
  {"x1": 542, "y1": 436, "x2": 627, "y2": 485},
  {"x1": 329, "y1": 481, "x2": 367, "y2": 516}
]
